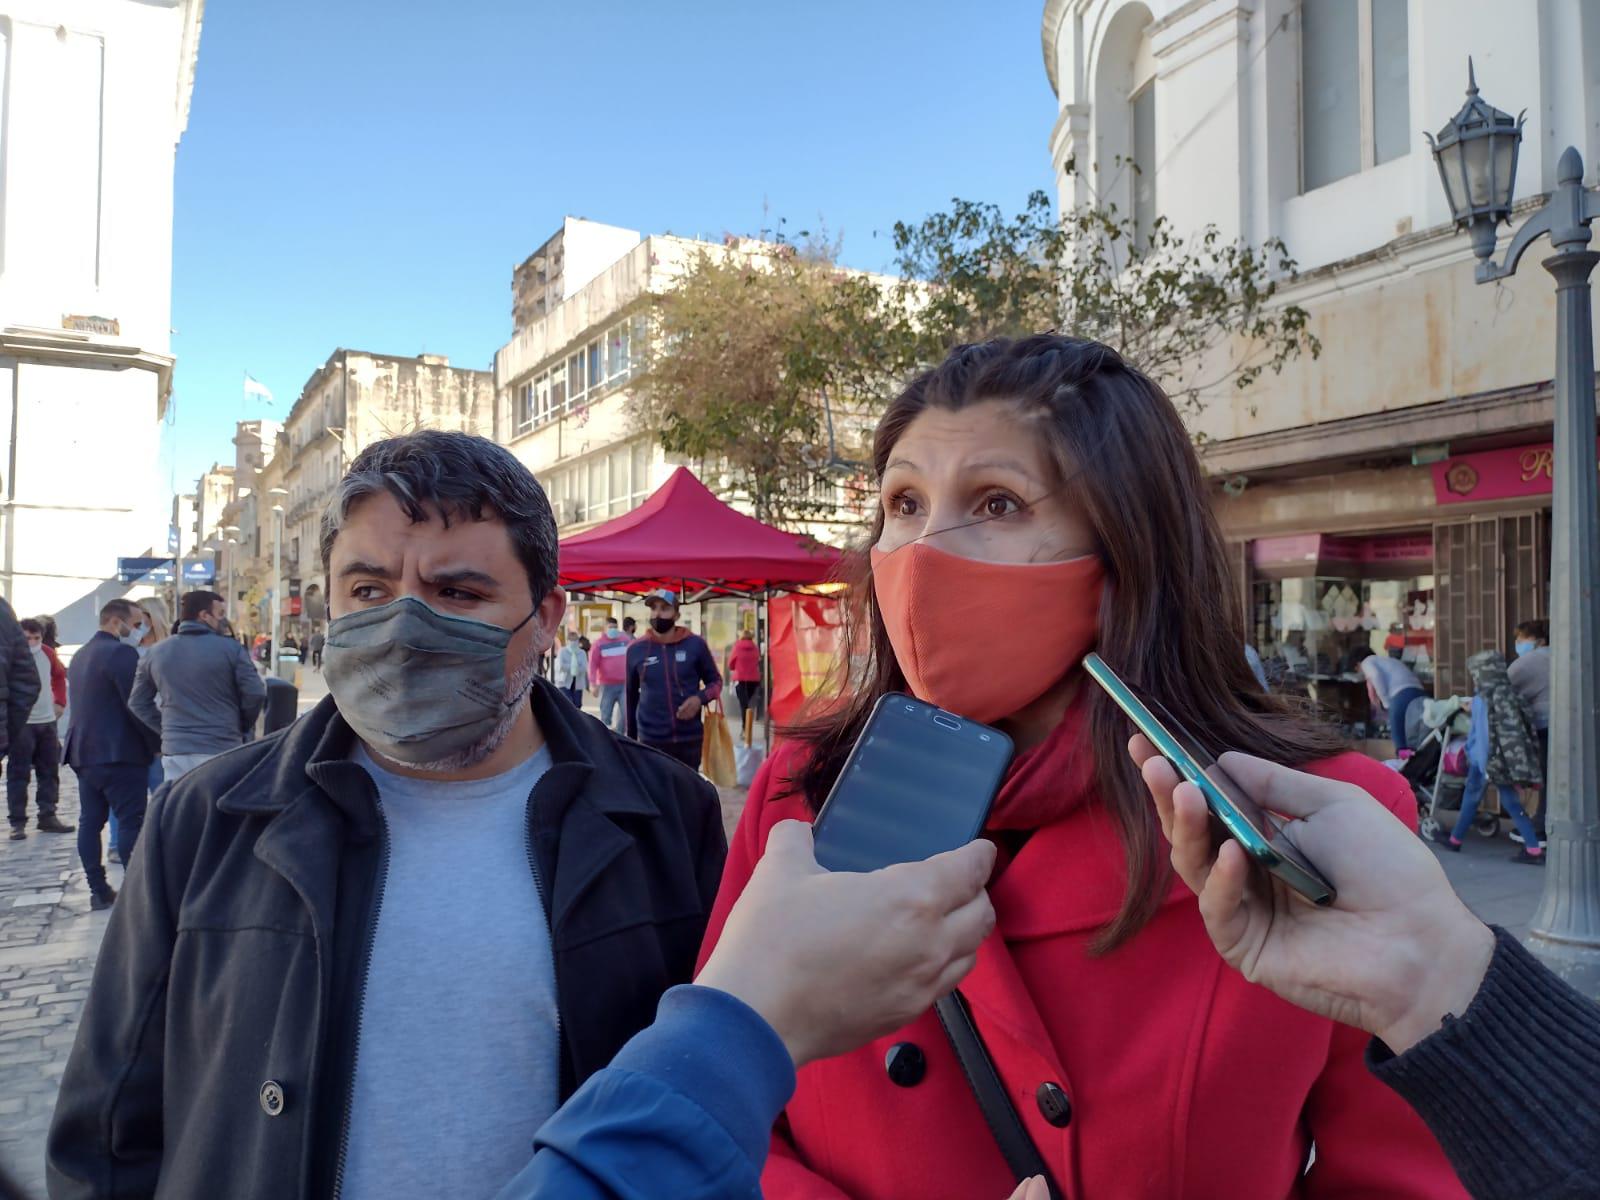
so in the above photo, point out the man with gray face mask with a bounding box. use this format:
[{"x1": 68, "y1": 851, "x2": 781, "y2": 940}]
[{"x1": 49, "y1": 431, "x2": 727, "y2": 1200}]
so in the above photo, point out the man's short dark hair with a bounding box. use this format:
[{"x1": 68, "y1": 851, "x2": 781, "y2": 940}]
[
  {"x1": 99, "y1": 599, "x2": 137, "y2": 626},
  {"x1": 1516, "y1": 618, "x2": 1550, "y2": 642},
  {"x1": 622, "y1": 616, "x2": 637, "y2": 633},
  {"x1": 181, "y1": 590, "x2": 225, "y2": 622},
  {"x1": 321, "y1": 430, "x2": 560, "y2": 602},
  {"x1": 19, "y1": 618, "x2": 42, "y2": 636}
]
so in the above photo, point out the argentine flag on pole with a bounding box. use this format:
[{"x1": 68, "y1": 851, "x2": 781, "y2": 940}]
[{"x1": 243, "y1": 373, "x2": 274, "y2": 405}]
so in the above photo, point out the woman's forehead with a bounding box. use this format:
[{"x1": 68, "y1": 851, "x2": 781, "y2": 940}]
[{"x1": 889, "y1": 400, "x2": 1059, "y2": 480}]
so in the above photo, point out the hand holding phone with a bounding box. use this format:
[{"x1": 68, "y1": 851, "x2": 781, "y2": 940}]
[
  {"x1": 811, "y1": 693, "x2": 1014, "y2": 874},
  {"x1": 1084, "y1": 653, "x2": 1336, "y2": 905},
  {"x1": 1131, "y1": 741, "x2": 1494, "y2": 1055}
]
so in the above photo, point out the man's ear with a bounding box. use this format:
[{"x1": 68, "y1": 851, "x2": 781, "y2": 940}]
[{"x1": 534, "y1": 587, "x2": 568, "y2": 652}]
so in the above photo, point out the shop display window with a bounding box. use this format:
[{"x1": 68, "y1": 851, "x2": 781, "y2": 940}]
[{"x1": 1248, "y1": 532, "x2": 1435, "y2": 738}]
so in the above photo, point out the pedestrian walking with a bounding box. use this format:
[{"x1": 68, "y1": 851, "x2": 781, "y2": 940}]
[
  {"x1": 129, "y1": 589, "x2": 266, "y2": 784},
  {"x1": 1507, "y1": 618, "x2": 1550, "y2": 840},
  {"x1": 309, "y1": 627, "x2": 325, "y2": 670},
  {"x1": 109, "y1": 602, "x2": 170, "y2": 862},
  {"x1": 1358, "y1": 645, "x2": 1427, "y2": 753},
  {"x1": 727, "y1": 627, "x2": 763, "y2": 741},
  {"x1": 32, "y1": 613, "x2": 68, "y2": 712},
  {"x1": 0, "y1": 594, "x2": 42, "y2": 798},
  {"x1": 1433, "y1": 650, "x2": 1545, "y2": 863},
  {"x1": 588, "y1": 615, "x2": 632, "y2": 732},
  {"x1": 7, "y1": 619, "x2": 72, "y2": 838},
  {"x1": 50, "y1": 430, "x2": 724, "y2": 1199},
  {"x1": 554, "y1": 629, "x2": 588, "y2": 707},
  {"x1": 625, "y1": 589, "x2": 723, "y2": 770},
  {"x1": 621, "y1": 615, "x2": 637, "y2": 637},
  {"x1": 62, "y1": 599, "x2": 158, "y2": 909}
]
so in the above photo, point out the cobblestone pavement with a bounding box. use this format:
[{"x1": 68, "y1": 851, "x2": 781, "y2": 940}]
[{"x1": 0, "y1": 771, "x2": 118, "y2": 1197}]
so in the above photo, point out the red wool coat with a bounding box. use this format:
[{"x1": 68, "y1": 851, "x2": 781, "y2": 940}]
[{"x1": 699, "y1": 739, "x2": 1469, "y2": 1200}]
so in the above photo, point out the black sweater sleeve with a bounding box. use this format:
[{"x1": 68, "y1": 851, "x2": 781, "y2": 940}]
[{"x1": 1367, "y1": 926, "x2": 1600, "y2": 1199}]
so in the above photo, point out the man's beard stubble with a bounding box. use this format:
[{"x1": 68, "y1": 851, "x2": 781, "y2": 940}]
[{"x1": 372, "y1": 636, "x2": 547, "y2": 775}]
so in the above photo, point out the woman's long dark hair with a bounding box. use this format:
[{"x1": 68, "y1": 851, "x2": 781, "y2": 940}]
[{"x1": 787, "y1": 335, "x2": 1344, "y2": 952}]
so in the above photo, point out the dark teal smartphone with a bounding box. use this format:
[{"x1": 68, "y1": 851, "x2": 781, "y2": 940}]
[
  {"x1": 812, "y1": 693, "x2": 1014, "y2": 873},
  {"x1": 1084, "y1": 653, "x2": 1335, "y2": 906}
]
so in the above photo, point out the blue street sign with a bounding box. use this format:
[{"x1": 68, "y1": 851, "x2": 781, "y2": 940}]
[{"x1": 118, "y1": 557, "x2": 174, "y2": 584}]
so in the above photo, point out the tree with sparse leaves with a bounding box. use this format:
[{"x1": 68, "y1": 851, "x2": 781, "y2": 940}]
[
  {"x1": 890, "y1": 175, "x2": 1319, "y2": 419},
  {"x1": 629, "y1": 240, "x2": 908, "y2": 531},
  {"x1": 631, "y1": 171, "x2": 1320, "y2": 529}
]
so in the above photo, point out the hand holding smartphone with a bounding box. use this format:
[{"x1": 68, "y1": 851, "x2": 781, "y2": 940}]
[
  {"x1": 811, "y1": 694, "x2": 1014, "y2": 873},
  {"x1": 1084, "y1": 653, "x2": 1336, "y2": 906}
]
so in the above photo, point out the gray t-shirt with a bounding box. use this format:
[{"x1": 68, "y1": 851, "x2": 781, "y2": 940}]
[
  {"x1": 1508, "y1": 645, "x2": 1551, "y2": 730},
  {"x1": 340, "y1": 743, "x2": 558, "y2": 1200}
]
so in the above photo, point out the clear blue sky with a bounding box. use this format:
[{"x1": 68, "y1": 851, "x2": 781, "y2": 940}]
[{"x1": 165, "y1": 0, "x2": 1057, "y2": 488}]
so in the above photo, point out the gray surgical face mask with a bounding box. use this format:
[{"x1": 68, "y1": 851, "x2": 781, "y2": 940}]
[{"x1": 323, "y1": 596, "x2": 538, "y2": 767}]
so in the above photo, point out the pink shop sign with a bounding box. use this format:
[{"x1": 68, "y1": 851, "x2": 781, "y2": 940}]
[
  {"x1": 1431, "y1": 438, "x2": 1600, "y2": 506},
  {"x1": 1252, "y1": 532, "x2": 1434, "y2": 571}
]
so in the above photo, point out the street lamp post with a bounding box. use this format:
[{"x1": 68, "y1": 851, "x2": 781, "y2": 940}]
[
  {"x1": 268, "y1": 486, "x2": 289, "y2": 677},
  {"x1": 224, "y1": 534, "x2": 238, "y2": 630},
  {"x1": 223, "y1": 530, "x2": 240, "y2": 627},
  {"x1": 1429, "y1": 62, "x2": 1600, "y2": 995}
]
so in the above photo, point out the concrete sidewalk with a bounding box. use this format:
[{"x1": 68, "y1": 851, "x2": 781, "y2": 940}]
[{"x1": 1429, "y1": 823, "x2": 1548, "y2": 937}]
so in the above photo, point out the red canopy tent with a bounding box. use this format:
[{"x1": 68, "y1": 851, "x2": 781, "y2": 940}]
[
  {"x1": 557, "y1": 466, "x2": 840, "y2": 597},
  {"x1": 557, "y1": 467, "x2": 847, "y2": 746}
]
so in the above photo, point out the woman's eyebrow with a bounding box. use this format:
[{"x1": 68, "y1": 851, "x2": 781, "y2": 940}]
[{"x1": 962, "y1": 456, "x2": 1043, "y2": 483}]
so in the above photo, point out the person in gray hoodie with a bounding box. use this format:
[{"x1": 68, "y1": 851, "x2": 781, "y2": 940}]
[{"x1": 130, "y1": 589, "x2": 266, "y2": 782}]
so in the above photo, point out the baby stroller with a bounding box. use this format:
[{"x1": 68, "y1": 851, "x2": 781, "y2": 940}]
[{"x1": 1402, "y1": 697, "x2": 1499, "y2": 841}]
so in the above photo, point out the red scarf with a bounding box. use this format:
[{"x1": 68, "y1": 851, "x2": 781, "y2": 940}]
[{"x1": 986, "y1": 698, "x2": 1098, "y2": 831}]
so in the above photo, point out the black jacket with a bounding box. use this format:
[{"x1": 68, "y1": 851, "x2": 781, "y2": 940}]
[
  {"x1": 47, "y1": 679, "x2": 726, "y2": 1199},
  {"x1": 0, "y1": 595, "x2": 41, "y2": 751},
  {"x1": 63, "y1": 632, "x2": 158, "y2": 770}
]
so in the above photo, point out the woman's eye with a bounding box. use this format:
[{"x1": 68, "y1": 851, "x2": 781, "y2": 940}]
[
  {"x1": 888, "y1": 493, "x2": 919, "y2": 518},
  {"x1": 982, "y1": 494, "x2": 1021, "y2": 519}
]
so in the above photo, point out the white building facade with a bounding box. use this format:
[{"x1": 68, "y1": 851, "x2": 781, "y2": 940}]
[
  {"x1": 0, "y1": 0, "x2": 202, "y2": 645},
  {"x1": 1043, "y1": 0, "x2": 1600, "y2": 699}
]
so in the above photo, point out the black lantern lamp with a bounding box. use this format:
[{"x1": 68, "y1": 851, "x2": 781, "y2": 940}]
[{"x1": 1425, "y1": 58, "x2": 1525, "y2": 264}]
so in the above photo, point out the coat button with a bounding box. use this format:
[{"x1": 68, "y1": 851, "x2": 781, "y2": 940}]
[
  {"x1": 259, "y1": 1080, "x2": 285, "y2": 1117},
  {"x1": 1036, "y1": 1081, "x2": 1072, "y2": 1127},
  {"x1": 884, "y1": 1042, "x2": 926, "y2": 1087}
]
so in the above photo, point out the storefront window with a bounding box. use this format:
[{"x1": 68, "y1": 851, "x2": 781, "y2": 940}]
[{"x1": 1249, "y1": 531, "x2": 1434, "y2": 738}]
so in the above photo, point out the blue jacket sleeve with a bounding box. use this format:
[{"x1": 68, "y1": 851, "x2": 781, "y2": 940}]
[
  {"x1": 493, "y1": 986, "x2": 796, "y2": 1200},
  {"x1": 697, "y1": 637, "x2": 723, "y2": 703}
]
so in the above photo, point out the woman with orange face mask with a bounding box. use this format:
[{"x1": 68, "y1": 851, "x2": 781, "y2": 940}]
[{"x1": 696, "y1": 336, "x2": 1467, "y2": 1200}]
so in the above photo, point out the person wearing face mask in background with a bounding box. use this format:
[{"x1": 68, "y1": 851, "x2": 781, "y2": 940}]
[
  {"x1": 112, "y1": 602, "x2": 169, "y2": 862},
  {"x1": 49, "y1": 431, "x2": 726, "y2": 1200},
  {"x1": 1507, "y1": 618, "x2": 1551, "y2": 842},
  {"x1": 129, "y1": 589, "x2": 266, "y2": 784},
  {"x1": 8, "y1": 618, "x2": 73, "y2": 839},
  {"x1": 588, "y1": 616, "x2": 633, "y2": 733},
  {"x1": 60, "y1": 599, "x2": 159, "y2": 909},
  {"x1": 625, "y1": 589, "x2": 722, "y2": 771},
  {"x1": 699, "y1": 336, "x2": 1467, "y2": 1200},
  {"x1": 554, "y1": 629, "x2": 589, "y2": 707}
]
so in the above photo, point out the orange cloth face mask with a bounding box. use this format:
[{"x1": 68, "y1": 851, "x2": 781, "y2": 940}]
[{"x1": 869, "y1": 541, "x2": 1104, "y2": 723}]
